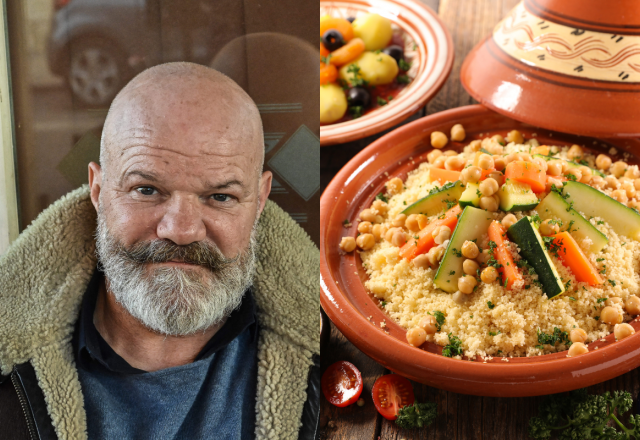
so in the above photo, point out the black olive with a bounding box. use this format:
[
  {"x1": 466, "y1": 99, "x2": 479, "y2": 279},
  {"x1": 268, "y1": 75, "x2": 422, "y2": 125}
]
[
  {"x1": 348, "y1": 87, "x2": 371, "y2": 108},
  {"x1": 382, "y1": 45, "x2": 404, "y2": 64},
  {"x1": 322, "y1": 29, "x2": 345, "y2": 51},
  {"x1": 346, "y1": 16, "x2": 356, "y2": 23}
]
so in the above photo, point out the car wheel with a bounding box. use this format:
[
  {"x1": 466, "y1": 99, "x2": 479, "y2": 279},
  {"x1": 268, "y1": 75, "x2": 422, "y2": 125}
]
[{"x1": 67, "y1": 39, "x2": 130, "y2": 108}]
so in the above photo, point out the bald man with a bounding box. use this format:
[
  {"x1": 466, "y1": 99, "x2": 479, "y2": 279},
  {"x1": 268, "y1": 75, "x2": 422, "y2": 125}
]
[{"x1": 0, "y1": 63, "x2": 319, "y2": 440}]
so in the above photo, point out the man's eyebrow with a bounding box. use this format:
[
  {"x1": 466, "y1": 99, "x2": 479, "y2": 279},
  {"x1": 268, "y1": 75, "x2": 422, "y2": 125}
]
[
  {"x1": 206, "y1": 179, "x2": 245, "y2": 190},
  {"x1": 120, "y1": 170, "x2": 158, "y2": 186}
]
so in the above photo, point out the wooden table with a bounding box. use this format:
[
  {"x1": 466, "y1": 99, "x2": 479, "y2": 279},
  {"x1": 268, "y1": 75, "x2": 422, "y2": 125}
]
[{"x1": 319, "y1": 1, "x2": 640, "y2": 438}]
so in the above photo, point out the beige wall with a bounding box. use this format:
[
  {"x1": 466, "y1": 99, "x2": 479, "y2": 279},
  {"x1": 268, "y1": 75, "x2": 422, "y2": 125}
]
[{"x1": 24, "y1": 0, "x2": 62, "y2": 87}]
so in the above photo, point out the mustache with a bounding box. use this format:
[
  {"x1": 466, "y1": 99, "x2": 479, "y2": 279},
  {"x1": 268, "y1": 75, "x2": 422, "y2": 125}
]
[{"x1": 118, "y1": 239, "x2": 238, "y2": 272}]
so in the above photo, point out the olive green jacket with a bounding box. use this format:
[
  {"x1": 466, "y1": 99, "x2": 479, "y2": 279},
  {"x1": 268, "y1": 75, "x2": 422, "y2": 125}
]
[{"x1": 0, "y1": 186, "x2": 319, "y2": 439}]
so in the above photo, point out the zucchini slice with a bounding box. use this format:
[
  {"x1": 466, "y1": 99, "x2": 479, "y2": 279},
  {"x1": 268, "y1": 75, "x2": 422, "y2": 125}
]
[
  {"x1": 498, "y1": 179, "x2": 539, "y2": 212},
  {"x1": 535, "y1": 191, "x2": 608, "y2": 254},
  {"x1": 562, "y1": 181, "x2": 640, "y2": 241},
  {"x1": 434, "y1": 206, "x2": 494, "y2": 293},
  {"x1": 459, "y1": 183, "x2": 481, "y2": 208},
  {"x1": 532, "y1": 154, "x2": 605, "y2": 178},
  {"x1": 402, "y1": 181, "x2": 464, "y2": 216},
  {"x1": 507, "y1": 217, "x2": 566, "y2": 298}
]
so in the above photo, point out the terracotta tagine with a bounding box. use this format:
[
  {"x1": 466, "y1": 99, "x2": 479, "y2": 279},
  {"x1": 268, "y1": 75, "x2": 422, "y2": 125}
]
[{"x1": 461, "y1": 0, "x2": 640, "y2": 138}]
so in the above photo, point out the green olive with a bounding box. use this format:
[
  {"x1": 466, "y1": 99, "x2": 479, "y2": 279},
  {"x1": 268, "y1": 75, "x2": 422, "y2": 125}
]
[
  {"x1": 352, "y1": 13, "x2": 393, "y2": 51},
  {"x1": 320, "y1": 84, "x2": 348, "y2": 124},
  {"x1": 339, "y1": 52, "x2": 399, "y2": 87}
]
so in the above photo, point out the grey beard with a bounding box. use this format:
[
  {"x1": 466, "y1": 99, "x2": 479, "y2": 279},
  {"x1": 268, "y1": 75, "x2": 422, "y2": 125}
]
[{"x1": 95, "y1": 212, "x2": 257, "y2": 336}]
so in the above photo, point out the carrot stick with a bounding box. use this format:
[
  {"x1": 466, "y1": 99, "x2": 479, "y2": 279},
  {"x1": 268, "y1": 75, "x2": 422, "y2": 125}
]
[
  {"x1": 505, "y1": 161, "x2": 546, "y2": 193},
  {"x1": 399, "y1": 205, "x2": 462, "y2": 260},
  {"x1": 428, "y1": 167, "x2": 461, "y2": 185},
  {"x1": 487, "y1": 221, "x2": 523, "y2": 289},
  {"x1": 550, "y1": 232, "x2": 603, "y2": 286},
  {"x1": 329, "y1": 38, "x2": 365, "y2": 66}
]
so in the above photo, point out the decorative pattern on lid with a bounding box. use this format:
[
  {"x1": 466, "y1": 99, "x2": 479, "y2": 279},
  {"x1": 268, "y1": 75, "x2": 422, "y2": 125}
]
[{"x1": 493, "y1": 2, "x2": 640, "y2": 83}]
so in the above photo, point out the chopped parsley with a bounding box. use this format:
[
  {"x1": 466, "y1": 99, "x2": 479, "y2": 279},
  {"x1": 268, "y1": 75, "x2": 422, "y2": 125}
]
[
  {"x1": 596, "y1": 220, "x2": 605, "y2": 225},
  {"x1": 428, "y1": 310, "x2": 446, "y2": 331},
  {"x1": 537, "y1": 327, "x2": 570, "y2": 346},
  {"x1": 449, "y1": 270, "x2": 456, "y2": 275},
  {"x1": 442, "y1": 333, "x2": 463, "y2": 357},
  {"x1": 377, "y1": 96, "x2": 388, "y2": 106},
  {"x1": 444, "y1": 199, "x2": 458, "y2": 209},
  {"x1": 596, "y1": 258, "x2": 605, "y2": 262},
  {"x1": 381, "y1": 301, "x2": 387, "y2": 307},
  {"x1": 608, "y1": 279, "x2": 617, "y2": 287},
  {"x1": 487, "y1": 301, "x2": 495, "y2": 309},
  {"x1": 398, "y1": 59, "x2": 411, "y2": 71},
  {"x1": 396, "y1": 74, "x2": 410, "y2": 84},
  {"x1": 569, "y1": 297, "x2": 577, "y2": 301},
  {"x1": 452, "y1": 248, "x2": 462, "y2": 257},
  {"x1": 342, "y1": 219, "x2": 350, "y2": 226},
  {"x1": 349, "y1": 106, "x2": 364, "y2": 118},
  {"x1": 597, "y1": 297, "x2": 607, "y2": 303},
  {"x1": 489, "y1": 330, "x2": 501, "y2": 336},
  {"x1": 566, "y1": 174, "x2": 577, "y2": 181},
  {"x1": 346, "y1": 64, "x2": 369, "y2": 87},
  {"x1": 375, "y1": 193, "x2": 388, "y2": 203}
]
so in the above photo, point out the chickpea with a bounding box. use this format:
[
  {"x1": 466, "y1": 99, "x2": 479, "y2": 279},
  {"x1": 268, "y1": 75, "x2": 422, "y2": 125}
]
[
  {"x1": 443, "y1": 150, "x2": 458, "y2": 157},
  {"x1": 461, "y1": 240, "x2": 480, "y2": 259},
  {"x1": 468, "y1": 139, "x2": 482, "y2": 152},
  {"x1": 578, "y1": 166, "x2": 592, "y2": 184},
  {"x1": 427, "y1": 149, "x2": 443, "y2": 163},
  {"x1": 356, "y1": 233, "x2": 375, "y2": 250},
  {"x1": 432, "y1": 225, "x2": 451, "y2": 245},
  {"x1": 426, "y1": 246, "x2": 445, "y2": 266},
  {"x1": 622, "y1": 181, "x2": 636, "y2": 199},
  {"x1": 614, "y1": 323, "x2": 635, "y2": 341},
  {"x1": 600, "y1": 306, "x2": 622, "y2": 325},
  {"x1": 491, "y1": 134, "x2": 505, "y2": 145},
  {"x1": 590, "y1": 175, "x2": 605, "y2": 189},
  {"x1": 610, "y1": 161, "x2": 627, "y2": 178},
  {"x1": 605, "y1": 175, "x2": 620, "y2": 189},
  {"x1": 406, "y1": 327, "x2": 427, "y2": 347},
  {"x1": 392, "y1": 214, "x2": 407, "y2": 228},
  {"x1": 452, "y1": 291, "x2": 469, "y2": 305},
  {"x1": 488, "y1": 171, "x2": 504, "y2": 186},
  {"x1": 431, "y1": 131, "x2": 448, "y2": 149},
  {"x1": 479, "y1": 178, "x2": 499, "y2": 197},
  {"x1": 386, "y1": 177, "x2": 404, "y2": 195},
  {"x1": 458, "y1": 274, "x2": 477, "y2": 294},
  {"x1": 451, "y1": 123, "x2": 466, "y2": 142},
  {"x1": 545, "y1": 177, "x2": 564, "y2": 192},
  {"x1": 480, "y1": 266, "x2": 498, "y2": 283},
  {"x1": 391, "y1": 230, "x2": 407, "y2": 247},
  {"x1": 476, "y1": 249, "x2": 491, "y2": 265},
  {"x1": 625, "y1": 166, "x2": 640, "y2": 179},
  {"x1": 372, "y1": 224, "x2": 383, "y2": 241},
  {"x1": 432, "y1": 156, "x2": 447, "y2": 169},
  {"x1": 417, "y1": 214, "x2": 429, "y2": 230},
  {"x1": 477, "y1": 154, "x2": 494, "y2": 171},
  {"x1": 567, "y1": 342, "x2": 589, "y2": 357},
  {"x1": 539, "y1": 219, "x2": 560, "y2": 236},
  {"x1": 358, "y1": 221, "x2": 373, "y2": 234},
  {"x1": 419, "y1": 315, "x2": 438, "y2": 334},
  {"x1": 339, "y1": 237, "x2": 356, "y2": 252},
  {"x1": 371, "y1": 199, "x2": 388, "y2": 213},
  {"x1": 375, "y1": 215, "x2": 384, "y2": 224},
  {"x1": 463, "y1": 259, "x2": 480, "y2": 276},
  {"x1": 625, "y1": 296, "x2": 640, "y2": 315},
  {"x1": 506, "y1": 129, "x2": 524, "y2": 144},
  {"x1": 519, "y1": 153, "x2": 533, "y2": 163},
  {"x1": 445, "y1": 156, "x2": 465, "y2": 171},
  {"x1": 547, "y1": 160, "x2": 563, "y2": 176},
  {"x1": 629, "y1": 200, "x2": 640, "y2": 211},
  {"x1": 533, "y1": 157, "x2": 548, "y2": 173},
  {"x1": 634, "y1": 179, "x2": 640, "y2": 191},
  {"x1": 461, "y1": 165, "x2": 482, "y2": 185},
  {"x1": 501, "y1": 214, "x2": 518, "y2": 230},
  {"x1": 565, "y1": 168, "x2": 582, "y2": 183},
  {"x1": 567, "y1": 144, "x2": 583, "y2": 160},
  {"x1": 384, "y1": 227, "x2": 400, "y2": 243},
  {"x1": 595, "y1": 154, "x2": 612, "y2": 170},
  {"x1": 405, "y1": 214, "x2": 421, "y2": 232},
  {"x1": 359, "y1": 209, "x2": 376, "y2": 223},
  {"x1": 532, "y1": 145, "x2": 550, "y2": 156},
  {"x1": 413, "y1": 254, "x2": 431, "y2": 269},
  {"x1": 612, "y1": 189, "x2": 628, "y2": 204},
  {"x1": 480, "y1": 195, "x2": 499, "y2": 212},
  {"x1": 569, "y1": 328, "x2": 588, "y2": 343},
  {"x1": 493, "y1": 157, "x2": 507, "y2": 172},
  {"x1": 527, "y1": 138, "x2": 540, "y2": 148}
]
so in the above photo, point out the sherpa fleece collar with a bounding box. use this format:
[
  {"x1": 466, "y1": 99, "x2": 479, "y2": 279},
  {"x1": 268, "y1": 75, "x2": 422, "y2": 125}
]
[{"x1": 0, "y1": 186, "x2": 319, "y2": 440}]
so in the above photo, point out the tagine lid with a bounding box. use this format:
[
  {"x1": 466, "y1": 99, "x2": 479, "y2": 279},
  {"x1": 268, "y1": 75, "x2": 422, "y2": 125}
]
[{"x1": 460, "y1": 0, "x2": 640, "y2": 138}]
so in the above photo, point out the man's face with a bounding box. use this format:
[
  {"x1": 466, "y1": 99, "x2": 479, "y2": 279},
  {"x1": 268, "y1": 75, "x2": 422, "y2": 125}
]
[{"x1": 89, "y1": 77, "x2": 271, "y2": 335}]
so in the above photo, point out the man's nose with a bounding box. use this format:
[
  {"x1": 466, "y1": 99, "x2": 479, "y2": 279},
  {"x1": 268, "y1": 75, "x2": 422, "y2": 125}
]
[{"x1": 156, "y1": 195, "x2": 207, "y2": 245}]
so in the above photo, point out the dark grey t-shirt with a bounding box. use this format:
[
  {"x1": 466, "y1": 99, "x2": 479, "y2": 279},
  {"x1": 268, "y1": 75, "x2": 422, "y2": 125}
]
[{"x1": 73, "y1": 270, "x2": 259, "y2": 439}]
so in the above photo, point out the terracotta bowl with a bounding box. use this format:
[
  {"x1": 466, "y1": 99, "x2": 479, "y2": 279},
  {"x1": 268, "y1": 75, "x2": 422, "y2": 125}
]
[
  {"x1": 320, "y1": 104, "x2": 640, "y2": 397},
  {"x1": 461, "y1": 0, "x2": 640, "y2": 138},
  {"x1": 320, "y1": 0, "x2": 453, "y2": 146}
]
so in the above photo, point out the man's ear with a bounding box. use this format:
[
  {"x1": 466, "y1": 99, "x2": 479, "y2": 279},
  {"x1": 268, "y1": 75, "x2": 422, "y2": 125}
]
[
  {"x1": 257, "y1": 171, "x2": 272, "y2": 216},
  {"x1": 88, "y1": 162, "x2": 102, "y2": 213}
]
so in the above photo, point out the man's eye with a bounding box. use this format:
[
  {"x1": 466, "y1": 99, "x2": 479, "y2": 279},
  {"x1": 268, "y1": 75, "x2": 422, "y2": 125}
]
[
  {"x1": 211, "y1": 194, "x2": 231, "y2": 202},
  {"x1": 137, "y1": 187, "x2": 157, "y2": 196}
]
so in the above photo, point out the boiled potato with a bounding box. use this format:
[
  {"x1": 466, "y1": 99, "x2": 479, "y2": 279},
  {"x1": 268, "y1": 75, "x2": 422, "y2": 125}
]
[
  {"x1": 320, "y1": 83, "x2": 348, "y2": 124},
  {"x1": 352, "y1": 13, "x2": 393, "y2": 51},
  {"x1": 339, "y1": 52, "x2": 399, "y2": 87}
]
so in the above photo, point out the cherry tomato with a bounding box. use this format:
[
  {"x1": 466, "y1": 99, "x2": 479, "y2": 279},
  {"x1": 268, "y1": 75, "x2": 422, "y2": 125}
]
[
  {"x1": 321, "y1": 361, "x2": 363, "y2": 407},
  {"x1": 371, "y1": 374, "x2": 415, "y2": 420}
]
